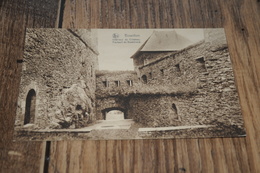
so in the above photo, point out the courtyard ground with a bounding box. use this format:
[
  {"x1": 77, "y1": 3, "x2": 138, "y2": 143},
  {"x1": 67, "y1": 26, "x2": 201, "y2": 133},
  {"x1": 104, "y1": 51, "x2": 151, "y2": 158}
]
[{"x1": 13, "y1": 118, "x2": 245, "y2": 141}]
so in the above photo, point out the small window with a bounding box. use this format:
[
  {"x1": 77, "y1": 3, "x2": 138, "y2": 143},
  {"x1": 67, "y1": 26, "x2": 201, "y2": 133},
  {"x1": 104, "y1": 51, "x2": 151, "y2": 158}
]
[
  {"x1": 196, "y1": 57, "x2": 205, "y2": 63},
  {"x1": 141, "y1": 75, "x2": 147, "y2": 84},
  {"x1": 76, "y1": 105, "x2": 82, "y2": 110},
  {"x1": 195, "y1": 57, "x2": 206, "y2": 72},
  {"x1": 114, "y1": 80, "x2": 120, "y2": 87},
  {"x1": 160, "y1": 69, "x2": 164, "y2": 75},
  {"x1": 149, "y1": 72, "x2": 152, "y2": 78},
  {"x1": 172, "y1": 103, "x2": 178, "y2": 114},
  {"x1": 175, "y1": 64, "x2": 180, "y2": 72},
  {"x1": 102, "y1": 81, "x2": 109, "y2": 87},
  {"x1": 127, "y1": 80, "x2": 133, "y2": 86}
]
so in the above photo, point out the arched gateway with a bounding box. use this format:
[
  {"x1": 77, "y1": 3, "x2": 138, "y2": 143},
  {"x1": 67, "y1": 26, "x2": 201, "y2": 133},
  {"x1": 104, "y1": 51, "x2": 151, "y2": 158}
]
[{"x1": 101, "y1": 107, "x2": 127, "y2": 120}]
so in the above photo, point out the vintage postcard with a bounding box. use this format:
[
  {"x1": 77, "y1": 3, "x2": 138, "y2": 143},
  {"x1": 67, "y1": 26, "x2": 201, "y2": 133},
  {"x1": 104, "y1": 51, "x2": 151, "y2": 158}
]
[{"x1": 13, "y1": 28, "x2": 246, "y2": 141}]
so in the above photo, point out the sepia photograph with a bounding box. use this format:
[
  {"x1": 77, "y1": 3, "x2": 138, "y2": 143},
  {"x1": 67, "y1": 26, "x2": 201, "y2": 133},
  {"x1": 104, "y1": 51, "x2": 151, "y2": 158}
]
[{"x1": 13, "y1": 28, "x2": 246, "y2": 141}]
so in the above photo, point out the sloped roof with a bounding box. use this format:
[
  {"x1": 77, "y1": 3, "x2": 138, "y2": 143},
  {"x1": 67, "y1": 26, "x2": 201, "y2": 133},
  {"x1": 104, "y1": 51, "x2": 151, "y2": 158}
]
[{"x1": 131, "y1": 30, "x2": 193, "y2": 58}]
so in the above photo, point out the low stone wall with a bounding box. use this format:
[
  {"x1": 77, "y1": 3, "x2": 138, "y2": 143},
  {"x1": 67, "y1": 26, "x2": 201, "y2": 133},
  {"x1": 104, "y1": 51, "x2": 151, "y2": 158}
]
[
  {"x1": 129, "y1": 92, "x2": 243, "y2": 128},
  {"x1": 128, "y1": 95, "x2": 180, "y2": 127}
]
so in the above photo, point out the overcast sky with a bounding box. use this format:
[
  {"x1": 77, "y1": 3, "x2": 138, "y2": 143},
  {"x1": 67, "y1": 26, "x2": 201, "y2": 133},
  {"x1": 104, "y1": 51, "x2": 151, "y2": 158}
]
[{"x1": 97, "y1": 29, "x2": 204, "y2": 71}]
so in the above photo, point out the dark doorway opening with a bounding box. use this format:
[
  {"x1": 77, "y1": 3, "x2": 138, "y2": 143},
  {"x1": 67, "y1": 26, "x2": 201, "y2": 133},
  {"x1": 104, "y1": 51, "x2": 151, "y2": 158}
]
[{"x1": 24, "y1": 89, "x2": 36, "y2": 125}]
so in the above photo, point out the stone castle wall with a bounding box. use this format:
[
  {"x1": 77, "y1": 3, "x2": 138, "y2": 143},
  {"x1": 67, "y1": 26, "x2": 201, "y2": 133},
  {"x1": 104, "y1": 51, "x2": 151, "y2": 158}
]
[
  {"x1": 16, "y1": 29, "x2": 98, "y2": 129},
  {"x1": 128, "y1": 90, "x2": 243, "y2": 128},
  {"x1": 129, "y1": 29, "x2": 243, "y2": 128},
  {"x1": 136, "y1": 41, "x2": 205, "y2": 87},
  {"x1": 96, "y1": 71, "x2": 139, "y2": 97},
  {"x1": 133, "y1": 51, "x2": 176, "y2": 73},
  {"x1": 95, "y1": 96, "x2": 130, "y2": 120},
  {"x1": 95, "y1": 71, "x2": 139, "y2": 119}
]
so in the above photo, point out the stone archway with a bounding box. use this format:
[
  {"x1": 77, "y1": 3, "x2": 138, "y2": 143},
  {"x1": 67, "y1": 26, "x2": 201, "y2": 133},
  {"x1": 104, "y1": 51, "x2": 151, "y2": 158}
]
[
  {"x1": 24, "y1": 89, "x2": 36, "y2": 125},
  {"x1": 95, "y1": 96, "x2": 130, "y2": 120},
  {"x1": 101, "y1": 107, "x2": 127, "y2": 120}
]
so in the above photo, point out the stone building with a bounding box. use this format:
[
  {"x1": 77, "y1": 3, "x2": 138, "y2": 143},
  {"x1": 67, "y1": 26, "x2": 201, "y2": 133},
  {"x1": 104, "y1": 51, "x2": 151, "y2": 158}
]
[
  {"x1": 128, "y1": 29, "x2": 243, "y2": 128},
  {"x1": 96, "y1": 29, "x2": 244, "y2": 129},
  {"x1": 95, "y1": 71, "x2": 139, "y2": 120},
  {"x1": 16, "y1": 29, "x2": 98, "y2": 129}
]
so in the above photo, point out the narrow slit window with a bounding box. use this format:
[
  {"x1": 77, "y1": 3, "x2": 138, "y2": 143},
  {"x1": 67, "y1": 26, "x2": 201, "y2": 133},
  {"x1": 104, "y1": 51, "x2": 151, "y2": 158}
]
[
  {"x1": 172, "y1": 103, "x2": 178, "y2": 114},
  {"x1": 91, "y1": 65, "x2": 93, "y2": 77}
]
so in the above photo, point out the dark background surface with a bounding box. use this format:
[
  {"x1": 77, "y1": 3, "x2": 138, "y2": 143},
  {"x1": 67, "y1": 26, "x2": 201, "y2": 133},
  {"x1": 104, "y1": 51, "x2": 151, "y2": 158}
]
[{"x1": 0, "y1": 0, "x2": 260, "y2": 172}]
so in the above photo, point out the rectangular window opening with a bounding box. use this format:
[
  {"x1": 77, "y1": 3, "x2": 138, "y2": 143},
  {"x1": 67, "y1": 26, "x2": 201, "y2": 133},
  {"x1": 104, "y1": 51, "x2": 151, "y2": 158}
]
[
  {"x1": 115, "y1": 80, "x2": 120, "y2": 87},
  {"x1": 196, "y1": 57, "x2": 205, "y2": 63},
  {"x1": 195, "y1": 57, "x2": 207, "y2": 72},
  {"x1": 102, "y1": 81, "x2": 109, "y2": 87},
  {"x1": 175, "y1": 64, "x2": 180, "y2": 72},
  {"x1": 160, "y1": 69, "x2": 164, "y2": 75},
  {"x1": 127, "y1": 80, "x2": 133, "y2": 86}
]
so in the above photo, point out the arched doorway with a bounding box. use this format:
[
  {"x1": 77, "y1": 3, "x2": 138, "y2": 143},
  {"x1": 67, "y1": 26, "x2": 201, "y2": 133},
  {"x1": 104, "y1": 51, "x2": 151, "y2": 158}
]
[
  {"x1": 24, "y1": 89, "x2": 36, "y2": 125},
  {"x1": 102, "y1": 107, "x2": 126, "y2": 120}
]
